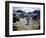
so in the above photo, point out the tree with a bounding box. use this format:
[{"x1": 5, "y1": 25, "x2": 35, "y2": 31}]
[{"x1": 16, "y1": 10, "x2": 25, "y2": 18}]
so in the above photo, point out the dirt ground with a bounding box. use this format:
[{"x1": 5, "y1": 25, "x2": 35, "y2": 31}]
[{"x1": 13, "y1": 18, "x2": 40, "y2": 31}]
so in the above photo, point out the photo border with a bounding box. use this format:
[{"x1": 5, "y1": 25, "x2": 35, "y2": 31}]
[{"x1": 5, "y1": 1, "x2": 45, "y2": 37}]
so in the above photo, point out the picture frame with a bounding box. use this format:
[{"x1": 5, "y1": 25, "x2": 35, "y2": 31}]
[{"x1": 5, "y1": 1, "x2": 45, "y2": 37}]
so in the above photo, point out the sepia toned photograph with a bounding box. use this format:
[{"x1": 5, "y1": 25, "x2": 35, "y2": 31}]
[{"x1": 13, "y1": 7, "x2": 40, "y2": 31}]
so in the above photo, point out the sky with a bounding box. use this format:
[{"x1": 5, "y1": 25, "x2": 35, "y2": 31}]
[{"x1": 13, "y1": 7, "x2": 40, "y2": 13}]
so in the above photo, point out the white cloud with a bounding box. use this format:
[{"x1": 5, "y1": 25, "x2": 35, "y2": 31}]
[{"x1": 13, "y1": 7, "x2": 40, "y2": 13}]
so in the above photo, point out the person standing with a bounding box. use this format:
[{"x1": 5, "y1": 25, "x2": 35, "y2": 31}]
[{"x1": 26, "y1": 16, "x2": 30, "y2": 25}]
